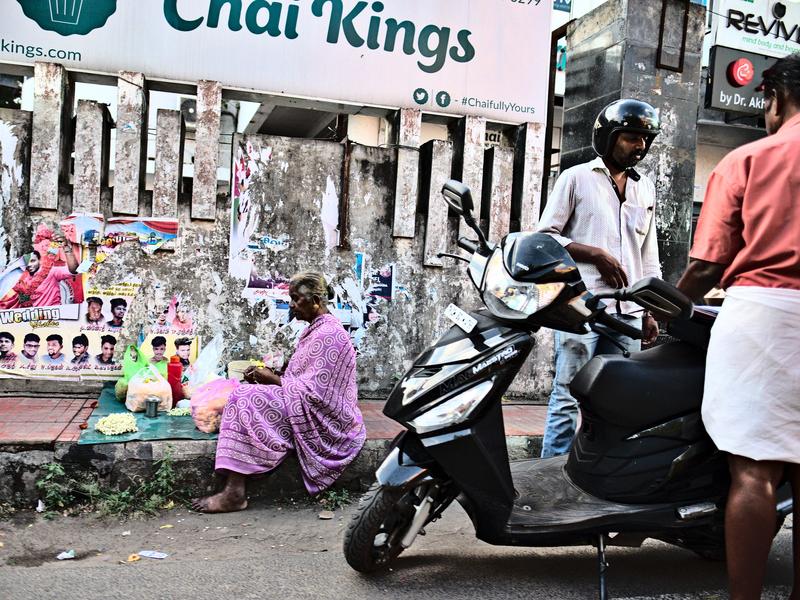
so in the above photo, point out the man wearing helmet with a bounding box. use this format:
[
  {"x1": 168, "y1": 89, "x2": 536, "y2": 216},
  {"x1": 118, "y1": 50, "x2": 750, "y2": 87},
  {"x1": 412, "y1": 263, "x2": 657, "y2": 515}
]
[{"x1": 537, "y1": 98, "x2": 662, "y2": 458}]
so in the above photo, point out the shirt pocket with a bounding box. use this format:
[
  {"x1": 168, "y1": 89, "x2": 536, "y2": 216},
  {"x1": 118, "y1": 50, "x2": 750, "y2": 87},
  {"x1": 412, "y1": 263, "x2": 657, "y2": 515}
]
[{"x1": 626, "y1": 205, "x2": 653, "y2": 244}]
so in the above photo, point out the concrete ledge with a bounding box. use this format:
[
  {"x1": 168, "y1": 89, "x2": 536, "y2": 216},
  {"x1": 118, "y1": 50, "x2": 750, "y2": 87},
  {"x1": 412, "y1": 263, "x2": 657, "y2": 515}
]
[{"x1": 1, "y1": 434, "x2": 543, "y2": 508}]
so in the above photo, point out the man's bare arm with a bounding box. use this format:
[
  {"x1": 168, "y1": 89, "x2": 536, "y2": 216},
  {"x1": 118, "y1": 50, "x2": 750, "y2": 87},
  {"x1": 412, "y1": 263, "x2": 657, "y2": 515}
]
[
  {"x1": 566, "y1": 242, "x2": 629, "y2": 289},
  {"x1": 676, "y1": 259, "x2": 727, "y2": 303}
]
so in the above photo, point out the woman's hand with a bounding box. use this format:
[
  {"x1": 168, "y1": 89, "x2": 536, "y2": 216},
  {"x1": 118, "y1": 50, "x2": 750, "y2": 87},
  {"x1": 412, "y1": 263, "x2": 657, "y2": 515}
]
[{"x1": 243, "y1": 366, "x2": 276, "y2": 385}]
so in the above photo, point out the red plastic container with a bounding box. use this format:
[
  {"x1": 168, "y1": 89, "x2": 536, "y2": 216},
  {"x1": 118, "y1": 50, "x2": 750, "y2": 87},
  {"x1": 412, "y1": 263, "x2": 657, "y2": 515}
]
[{"x1": 167, "y1": 355, "x2": 184, "y2": 408}]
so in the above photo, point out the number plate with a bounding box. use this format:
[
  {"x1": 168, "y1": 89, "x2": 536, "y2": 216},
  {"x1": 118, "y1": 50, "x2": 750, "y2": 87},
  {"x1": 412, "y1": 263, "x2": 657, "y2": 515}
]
[{"x1": 444, "y1": 304, "x2": 477, "y2": 333}]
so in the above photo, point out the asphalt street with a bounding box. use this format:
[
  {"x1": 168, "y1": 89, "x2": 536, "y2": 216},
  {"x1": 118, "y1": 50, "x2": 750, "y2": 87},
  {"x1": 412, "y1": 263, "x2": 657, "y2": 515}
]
[{"x1": 0, "y1": 500, "x2": 793, "y2": 600}]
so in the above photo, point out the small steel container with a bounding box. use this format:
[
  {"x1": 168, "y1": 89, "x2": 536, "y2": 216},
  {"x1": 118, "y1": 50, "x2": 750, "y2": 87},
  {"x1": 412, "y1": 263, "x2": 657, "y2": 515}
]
[{"x1": 145, "y1": 396, "x2": 160, "y2": 418}]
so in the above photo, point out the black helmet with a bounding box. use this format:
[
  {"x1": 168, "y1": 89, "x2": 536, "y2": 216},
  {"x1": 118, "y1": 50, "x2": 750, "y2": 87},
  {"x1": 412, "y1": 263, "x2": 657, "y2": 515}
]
[{"x1": 592, "y1": 99, "x2": 661, "y2": 159}]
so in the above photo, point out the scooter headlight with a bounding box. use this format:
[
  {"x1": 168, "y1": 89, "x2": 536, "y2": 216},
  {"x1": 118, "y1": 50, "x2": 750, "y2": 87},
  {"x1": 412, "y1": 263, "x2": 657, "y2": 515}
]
[
  {"x1": 409, "y1": 380, "x2": 494, "y2": 434},
  {"x1": 482, "y1": 251, "x2": 565, "y2": 320}
]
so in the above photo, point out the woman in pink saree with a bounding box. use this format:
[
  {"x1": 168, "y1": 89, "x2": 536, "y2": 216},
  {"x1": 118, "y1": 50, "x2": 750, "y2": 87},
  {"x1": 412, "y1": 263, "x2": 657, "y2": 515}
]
[{"x1": 193, "y1": 272, "x2": 366, "y2": 513}]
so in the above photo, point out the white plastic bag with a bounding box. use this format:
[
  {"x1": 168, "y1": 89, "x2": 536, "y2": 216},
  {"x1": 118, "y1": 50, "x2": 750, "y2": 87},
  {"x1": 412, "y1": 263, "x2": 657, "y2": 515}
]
[
  {"x1": 125, "y1": 364, "x2": 172, "y2": 413},
  {"x1": 185, "y1": 334, "x2": 224, "y2": 398}
]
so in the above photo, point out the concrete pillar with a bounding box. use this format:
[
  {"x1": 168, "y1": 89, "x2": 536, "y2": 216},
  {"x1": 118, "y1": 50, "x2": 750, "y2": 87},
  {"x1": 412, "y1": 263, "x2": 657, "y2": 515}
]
[
  {"x1": 453, "y1": 116, "x2": 486, "y2": 239},
  {"x1": 392, "y1": 108, "x2": 421, "y2": 238},
  {"x1": 513, "y1": 122, "x2": 546, "y2": 231},
  {"x1": 152, "y1": 109, "x2": 185, "y2": 218},
  {"x1": 483, "y1": 147, "x2": 515, "y2": 243},
  {"x1": 73, "y1": 100, "x2": 112, "y2": 214},
  {"x1": 30, "y1": 62, "x2": 70, "y2": 210},
  {"x1": 561, "y1": 0, "x2": 704, "y2": 283},
  {"x1": 420, "y1": 140, "x2": 454, "y2": 267},
  {"x1": 114, "y1": 71, "x2": 147, "y2": 216},
  {"x1": 192, "y1": 80, "x2": 222, "y2": 221},
  {"x1": 0, "y1": 109, "x2": 32, "y2": 267}
]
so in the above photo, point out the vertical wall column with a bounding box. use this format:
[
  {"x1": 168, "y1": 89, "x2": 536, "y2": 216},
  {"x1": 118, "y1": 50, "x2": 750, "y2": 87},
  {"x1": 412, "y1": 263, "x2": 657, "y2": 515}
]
[
  {"x1": 421, "y1": 140, "x2": 454, "y2": 267},
  {"x1": 152, "y1": 109, "x2": 185, "y2": 218},
  {"x1": 30, "y1": 62, "x2": 70, "y2": 210},
  {"x1": 453, "y1": 116, "x2": 486, "y2": 239},
  {"x1": 192, "y1": 80, "x2": 222, "y2": 221},
  {"x1": 392, "y1": 108, "x2": 421, "y2": 238},
  {"x1": 73, "y1": 101, "x2": 112, "y2": 213},
  {"x1": 483, "y1": 147, "x2": 514, "y2": 242},
  {"x1": 0, "y1": 109, "x2": 32, "y2": 267},
  {"x1": 514, "y1": 122, "x2": 547, "y2": 231},
  {"x1": 114, "y1": 71, "x2": 147, "y2": 215}
]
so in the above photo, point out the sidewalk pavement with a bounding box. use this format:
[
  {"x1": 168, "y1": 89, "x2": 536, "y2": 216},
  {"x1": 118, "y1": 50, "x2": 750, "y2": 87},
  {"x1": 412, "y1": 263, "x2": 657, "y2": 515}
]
[
  {"x1": 0, "y1": 397, "x2": 547, "y2": 446},
  {"x1": 0, "y1": 393, "x2": 547, "y2": 507}
]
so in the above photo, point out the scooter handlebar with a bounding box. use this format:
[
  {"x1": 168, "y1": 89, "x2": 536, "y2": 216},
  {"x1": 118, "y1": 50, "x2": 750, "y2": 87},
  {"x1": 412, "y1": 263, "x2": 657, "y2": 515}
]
[
  {"x1": 458, "y1": 237, "x2": 478, "y2": 253},
  {"x1": 594, "y1": 310, "x2": 643, "y2": 340}
]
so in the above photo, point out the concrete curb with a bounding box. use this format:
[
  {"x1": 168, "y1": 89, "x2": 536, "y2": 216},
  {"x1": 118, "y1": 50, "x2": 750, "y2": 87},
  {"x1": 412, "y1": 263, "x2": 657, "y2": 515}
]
[{"x1": 1, "y1": 435, "x2": 543, "y2": 508}]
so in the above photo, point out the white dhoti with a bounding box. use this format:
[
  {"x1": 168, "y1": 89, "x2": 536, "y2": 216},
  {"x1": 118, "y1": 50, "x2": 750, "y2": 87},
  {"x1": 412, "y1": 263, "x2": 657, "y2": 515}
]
[{"x1": 702, "y1": 286, "x2": 800, "y2": 464}]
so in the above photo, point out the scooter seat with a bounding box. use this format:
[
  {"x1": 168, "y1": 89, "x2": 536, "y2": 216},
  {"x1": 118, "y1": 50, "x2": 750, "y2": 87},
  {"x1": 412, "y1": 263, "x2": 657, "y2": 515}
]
[{"x1": 569, "y1": 342, "x2": 705, "y2": 430}]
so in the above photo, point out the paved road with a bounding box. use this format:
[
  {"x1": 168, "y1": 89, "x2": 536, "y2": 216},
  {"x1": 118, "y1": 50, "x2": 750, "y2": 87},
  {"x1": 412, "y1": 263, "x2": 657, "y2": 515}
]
[{"x1": 0, "y1": 500, "x2": 793, "y2": 599}]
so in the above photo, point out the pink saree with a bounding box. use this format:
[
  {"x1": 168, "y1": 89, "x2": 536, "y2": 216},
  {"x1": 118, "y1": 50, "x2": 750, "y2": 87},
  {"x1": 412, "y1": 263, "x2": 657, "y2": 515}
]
[{"x1": 215, "y1": 314, "x2": 366, "y2": 494}]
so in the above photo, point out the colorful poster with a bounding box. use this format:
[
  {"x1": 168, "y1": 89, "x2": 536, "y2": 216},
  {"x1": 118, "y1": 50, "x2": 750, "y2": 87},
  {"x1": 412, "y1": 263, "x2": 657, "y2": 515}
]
[
  {"x1": 149, "y1": 294, "x2": 198, "y2": 337},
  {"x1": 0, "y1": 223, "x2": 84, "y2": 310},
  {"x1": 104, "y1": 217, "x2": 179, "y2": 255},
  {"x1": 139, "y1": 334, "x2": 200, "y2": 370},
  {"x1": 0, "y1": 279, "x2": 140, "y2": 381},
  {"x1": 0, "y1": 213, "x2": 180, "y2": 380},
  {"x1": 367, "y1": 264, "x2": 395, "y2": 300}
]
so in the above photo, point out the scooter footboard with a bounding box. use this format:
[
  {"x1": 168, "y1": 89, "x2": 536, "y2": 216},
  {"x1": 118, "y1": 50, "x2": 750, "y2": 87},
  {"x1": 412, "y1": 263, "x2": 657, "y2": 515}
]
[{"x1": 376, "y1": 432, "x2": 434, "y2": 490}]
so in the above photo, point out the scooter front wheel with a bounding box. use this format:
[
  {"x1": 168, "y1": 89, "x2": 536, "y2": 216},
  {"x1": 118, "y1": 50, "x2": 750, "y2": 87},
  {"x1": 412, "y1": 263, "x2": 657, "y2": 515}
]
[{"x1": 343, "y1": 482, "x2": 428, "y2": 573}]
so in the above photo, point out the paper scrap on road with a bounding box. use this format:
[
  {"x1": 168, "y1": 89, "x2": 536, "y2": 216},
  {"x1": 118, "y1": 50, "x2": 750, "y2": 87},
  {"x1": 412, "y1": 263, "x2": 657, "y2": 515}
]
[
  {"x1": 159, "y1": 524, "x2": 174, "y2": 529},
  {"x1": 36, "y1": 500, "x2": 45, "y2": 513},
  {"x1": 121, "y1": 531, "x2": 131, "y2": 536},
  {"x1": 139, "y1": 550, "x2": 169, "y2": 559},
  {"x1": 318, "y1": 510, "x2": 335, "y2": 520},
  {"x1": 56, "y1": 549, "x2": 75, "y2": 560}
]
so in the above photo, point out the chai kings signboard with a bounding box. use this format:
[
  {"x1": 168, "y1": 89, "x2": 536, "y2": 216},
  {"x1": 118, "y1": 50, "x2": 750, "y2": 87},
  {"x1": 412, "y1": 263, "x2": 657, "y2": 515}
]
[
  {"x1": 0, "y1": 0, "x2": 552, "y2": 124},
  {"x1": 706, "y1": 45, "x2": 777, "y2": 114}
]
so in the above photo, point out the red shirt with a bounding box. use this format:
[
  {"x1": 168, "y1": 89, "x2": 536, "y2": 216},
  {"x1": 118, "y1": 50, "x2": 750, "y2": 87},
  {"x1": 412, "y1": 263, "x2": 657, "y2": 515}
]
[{"x1": 691, "y1": 112, "x2": 800, "y2": 290}]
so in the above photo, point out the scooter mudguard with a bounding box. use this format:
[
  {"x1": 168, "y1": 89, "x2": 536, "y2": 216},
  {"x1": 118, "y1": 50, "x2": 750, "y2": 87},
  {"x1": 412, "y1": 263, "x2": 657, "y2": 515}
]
[{"x1": 375, "y1": 433, "x2": 432, "y2": 490}]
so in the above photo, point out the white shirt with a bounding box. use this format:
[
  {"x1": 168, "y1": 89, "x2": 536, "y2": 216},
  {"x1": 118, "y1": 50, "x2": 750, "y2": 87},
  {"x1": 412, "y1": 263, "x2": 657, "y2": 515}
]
[{"x1": 537, "y1": 157, "x2": 661, "y2": 315}]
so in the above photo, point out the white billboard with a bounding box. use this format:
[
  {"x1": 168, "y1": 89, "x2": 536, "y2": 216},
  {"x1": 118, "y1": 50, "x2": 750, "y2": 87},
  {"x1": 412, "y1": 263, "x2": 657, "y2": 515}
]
[
  {"x1": 712, "y1": 0, "x2": 800, "y2": 58},
  {"x1": 0, "y1": 0, "x2": 552, "y2": 124}
]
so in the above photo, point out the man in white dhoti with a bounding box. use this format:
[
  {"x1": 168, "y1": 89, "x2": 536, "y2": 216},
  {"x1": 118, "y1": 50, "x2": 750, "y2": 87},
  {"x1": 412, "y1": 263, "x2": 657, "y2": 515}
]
[{"x1": 678, "y1": 54, "x2": 800, "y2": 600}]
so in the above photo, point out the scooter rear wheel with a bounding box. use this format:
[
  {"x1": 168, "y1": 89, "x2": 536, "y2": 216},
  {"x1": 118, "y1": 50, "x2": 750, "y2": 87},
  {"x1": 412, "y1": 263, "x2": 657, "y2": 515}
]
[{"x1": 343, "y1": 483, "x2": 419, "y2": 573}]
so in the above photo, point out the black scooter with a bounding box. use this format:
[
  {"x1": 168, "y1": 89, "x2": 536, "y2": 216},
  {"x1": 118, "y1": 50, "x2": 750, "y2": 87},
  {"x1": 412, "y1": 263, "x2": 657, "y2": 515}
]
[{"x1": 342, "y1": 180, "x2": 792, "y2": 598}]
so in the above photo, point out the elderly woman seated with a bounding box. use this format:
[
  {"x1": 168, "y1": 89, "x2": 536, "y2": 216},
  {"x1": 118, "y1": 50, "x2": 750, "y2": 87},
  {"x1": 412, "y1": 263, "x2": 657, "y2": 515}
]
[{"x1": 193, "y1": 272, "x2": 366, "y2": 513}]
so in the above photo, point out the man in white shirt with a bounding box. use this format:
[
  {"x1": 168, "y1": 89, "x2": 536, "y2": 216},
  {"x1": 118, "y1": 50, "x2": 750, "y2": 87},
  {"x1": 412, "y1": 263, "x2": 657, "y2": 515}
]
[{"x1": 537, "y1": 99, "x2": 662, "y2": 458}]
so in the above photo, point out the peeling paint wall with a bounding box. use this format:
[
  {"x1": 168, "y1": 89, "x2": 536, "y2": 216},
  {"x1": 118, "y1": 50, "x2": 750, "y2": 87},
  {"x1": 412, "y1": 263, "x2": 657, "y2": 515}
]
[
  {"x1": 0, "y1": 111, "x2": 554, "y2": 401},
  {"x1": 0, "y1": 109, "x2": 32, "y2": 268}
]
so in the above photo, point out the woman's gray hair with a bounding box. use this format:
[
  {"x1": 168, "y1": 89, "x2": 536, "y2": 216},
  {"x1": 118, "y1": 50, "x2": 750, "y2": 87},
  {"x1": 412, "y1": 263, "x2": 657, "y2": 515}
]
[{"x1": 290, "y1": 271, "x2": 334, "y2": 300}]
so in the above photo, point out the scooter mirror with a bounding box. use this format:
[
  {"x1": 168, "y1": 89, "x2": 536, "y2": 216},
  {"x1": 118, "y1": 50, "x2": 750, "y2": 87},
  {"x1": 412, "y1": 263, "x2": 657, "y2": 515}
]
[
  {"x1": 626, "y1": 277, "x2": 694, "y2": 320},
  {"x1": 442, "y1": 180, "x2": 475, "y2": 217}
]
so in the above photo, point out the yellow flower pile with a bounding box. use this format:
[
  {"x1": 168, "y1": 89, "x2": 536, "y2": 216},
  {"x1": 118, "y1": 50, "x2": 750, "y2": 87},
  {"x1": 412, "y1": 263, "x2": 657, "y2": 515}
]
[{"x1": 95, "y1": 413, "x2": 138, "y2": 436}]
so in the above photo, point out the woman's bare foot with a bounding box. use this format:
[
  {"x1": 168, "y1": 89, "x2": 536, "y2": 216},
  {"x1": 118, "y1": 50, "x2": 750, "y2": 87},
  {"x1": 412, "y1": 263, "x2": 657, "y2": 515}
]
[{"x1": 191, "y1": 490, "x2": 248, "y2": 513}]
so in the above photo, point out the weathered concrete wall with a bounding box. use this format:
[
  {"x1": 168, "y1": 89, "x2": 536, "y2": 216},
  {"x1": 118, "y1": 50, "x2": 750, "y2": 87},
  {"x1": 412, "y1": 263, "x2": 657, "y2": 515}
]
[
  {"x1": 562, "y1": 0, "x2": 704, "y2": 283},
  {"x1": 0, "y1": 108, "x2": 32, "y2": 268},
  {"x1": 0, "y1": 63, "x2": 555, "y2": 402}
]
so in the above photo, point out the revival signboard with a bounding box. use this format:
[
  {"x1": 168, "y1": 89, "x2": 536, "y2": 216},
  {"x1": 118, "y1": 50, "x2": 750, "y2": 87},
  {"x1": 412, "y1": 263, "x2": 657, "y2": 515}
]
[
  {"x1": 0, "y1": 0, "x2": 552, "y2": 124},
  {"x1": 706, "y1": 45, "x2": 777, "y2": 114},
  {"x1": 712, "y1": 0, "x2": 800, "y2": 58}
]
